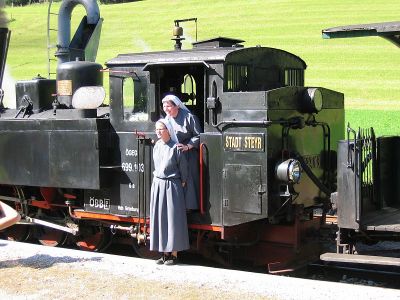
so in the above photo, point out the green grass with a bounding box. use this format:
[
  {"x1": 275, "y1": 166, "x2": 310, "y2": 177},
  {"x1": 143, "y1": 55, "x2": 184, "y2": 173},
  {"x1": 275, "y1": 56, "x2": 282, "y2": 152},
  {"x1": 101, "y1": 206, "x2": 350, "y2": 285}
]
[
  {"x1": 3, "y1": 0, "x2": 400, "y2": 135},
  {"x1": 345, "y1": 110, "x2": 400, "y2": 136}
]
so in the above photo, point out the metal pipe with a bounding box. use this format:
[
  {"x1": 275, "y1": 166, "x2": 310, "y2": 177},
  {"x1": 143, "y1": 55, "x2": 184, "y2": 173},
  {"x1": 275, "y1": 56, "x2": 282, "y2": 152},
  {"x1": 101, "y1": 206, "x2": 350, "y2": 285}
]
[
  {"x1": 0, "y1": 28, "x2": 10, "y2": 95},
  {"x1": 212, "y1": 119, "x2": 274, "y2": 128},
  {"x1": 210, "y1": 118, "x2": 304, "y2": 131},
  {"x1": 109, "y1": 224, "x2": 147, "y2": 242},
  {"x1": 199, "y1": 143, "x2": 206, "y2": 215},
  {"x1": 24, "y1": 216, "x2": 78, "y2": 235},
  {"x1": 110, "y1": 224, "x2": 134, "y2": 232},
  {"x1": 0, "y1": 195, "x2": 21, "y2": 203},
  {"x1": 57, "y1": 0, "x2": 100, "y2": 65},
  {"x1": 295, "y1": 153, "x2": 332, "y2": 196},
  {"x1": 68, "y1": 205, "x2": 80, "y2": 219}
]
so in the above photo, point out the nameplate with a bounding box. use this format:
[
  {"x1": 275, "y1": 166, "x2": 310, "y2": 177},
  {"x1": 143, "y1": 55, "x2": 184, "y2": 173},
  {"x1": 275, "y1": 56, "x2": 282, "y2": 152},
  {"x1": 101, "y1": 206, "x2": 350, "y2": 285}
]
[{"x1": 223, "y1": 133, "x2": 265, "y2": 152}]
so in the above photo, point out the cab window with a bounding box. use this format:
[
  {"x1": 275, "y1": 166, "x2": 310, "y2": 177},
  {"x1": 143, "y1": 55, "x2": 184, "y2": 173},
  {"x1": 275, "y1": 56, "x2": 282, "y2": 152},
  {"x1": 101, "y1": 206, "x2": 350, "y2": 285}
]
[
  {"x1": 224, "y1": 64, "x2": 248, "y2": 92},
  {"x1": 181, "y1": 74, "x2": 197, "y2": 106},
  {"x1": 123, "y1": 75, "x2": 148, "y2": 121},
  {"x1": 284, "y1": 68, "x2": 304, "y2": 86}
]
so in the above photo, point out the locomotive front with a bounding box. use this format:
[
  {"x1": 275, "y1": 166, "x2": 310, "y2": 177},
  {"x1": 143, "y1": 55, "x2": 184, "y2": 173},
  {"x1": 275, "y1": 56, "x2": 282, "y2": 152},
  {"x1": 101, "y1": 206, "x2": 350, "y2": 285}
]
[{"x1": 204, "y1": 46, "x2": 344, "y2": 227}]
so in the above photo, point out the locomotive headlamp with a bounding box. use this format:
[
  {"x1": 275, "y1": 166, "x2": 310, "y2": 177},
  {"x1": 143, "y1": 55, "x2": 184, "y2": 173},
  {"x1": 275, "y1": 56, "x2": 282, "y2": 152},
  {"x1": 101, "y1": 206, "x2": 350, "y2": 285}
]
[
  {"x1": 301, "y1": 88, "x2": 323, "y2": 113},
  {"x1": 72, "y1": 86, "x2": 105, "y2": 109},
  {"x1": 275, "y1": 159, "x2": 301, "y2": 184}
]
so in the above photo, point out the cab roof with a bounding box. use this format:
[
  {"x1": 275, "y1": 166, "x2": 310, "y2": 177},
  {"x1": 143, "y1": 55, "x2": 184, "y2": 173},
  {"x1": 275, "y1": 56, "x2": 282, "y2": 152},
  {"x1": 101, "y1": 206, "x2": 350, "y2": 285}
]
[{"x1": 105, "y1": 45, "x2": 306, "y2": 69}]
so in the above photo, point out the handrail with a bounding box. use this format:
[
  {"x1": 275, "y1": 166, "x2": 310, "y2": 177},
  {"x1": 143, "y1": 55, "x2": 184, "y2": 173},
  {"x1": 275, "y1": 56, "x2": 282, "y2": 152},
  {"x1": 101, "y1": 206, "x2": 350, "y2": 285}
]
[{"x1": 199, "y1": 142, "x2": 207, "y2": 215}]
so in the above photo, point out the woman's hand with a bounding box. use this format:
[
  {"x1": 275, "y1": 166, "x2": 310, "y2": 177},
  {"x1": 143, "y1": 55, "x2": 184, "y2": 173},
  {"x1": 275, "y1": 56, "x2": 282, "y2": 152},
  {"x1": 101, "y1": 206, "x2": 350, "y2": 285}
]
[
  {"x1": 182, "y1": 181, "x2": 186, "y2": 187},
  {"x1": 177, "y1": 143, "x2": 192, "y2": 152}
]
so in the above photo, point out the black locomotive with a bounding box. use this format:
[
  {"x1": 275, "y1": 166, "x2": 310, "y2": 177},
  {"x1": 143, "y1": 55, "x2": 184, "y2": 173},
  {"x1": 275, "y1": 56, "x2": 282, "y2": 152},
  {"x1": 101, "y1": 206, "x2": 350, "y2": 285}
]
[{"x1": 0, "y1": 0, "x2": 345, "y2": 271}]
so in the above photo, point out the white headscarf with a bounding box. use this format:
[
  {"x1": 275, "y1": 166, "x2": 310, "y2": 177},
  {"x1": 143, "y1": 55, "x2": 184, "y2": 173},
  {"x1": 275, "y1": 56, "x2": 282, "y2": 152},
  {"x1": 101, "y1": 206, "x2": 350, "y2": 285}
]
[
  {"x1": 161, "y1": 94, "x2": 190, "y2": 113},
  {"x1": 157, "y1": 118, "x2": 178, "y2": 143}
]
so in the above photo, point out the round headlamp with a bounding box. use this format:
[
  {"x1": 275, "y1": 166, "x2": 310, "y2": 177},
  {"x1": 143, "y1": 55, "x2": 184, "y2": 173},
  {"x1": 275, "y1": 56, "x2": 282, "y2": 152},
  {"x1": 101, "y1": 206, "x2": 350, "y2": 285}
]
[
  {"x1": 300, "y1": 88, "x2": 323, "y2": 113},
  {"x1": 275, "y1": 159, "x2": 301, "y2": 184}
]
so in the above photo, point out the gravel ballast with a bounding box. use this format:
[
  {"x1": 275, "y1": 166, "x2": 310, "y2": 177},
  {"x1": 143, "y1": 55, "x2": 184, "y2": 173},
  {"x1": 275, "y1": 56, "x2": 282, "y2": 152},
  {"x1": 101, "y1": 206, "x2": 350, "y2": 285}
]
[{"x1": 0, "y1": 240, "x2": 399, "y2": 299}]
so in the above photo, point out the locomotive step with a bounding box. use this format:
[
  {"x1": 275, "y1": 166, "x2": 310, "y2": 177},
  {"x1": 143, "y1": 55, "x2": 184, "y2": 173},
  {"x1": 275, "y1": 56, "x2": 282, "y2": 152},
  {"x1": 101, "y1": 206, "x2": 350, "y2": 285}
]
[{"x1": 320, "y1": 253, "x2": 400, "y2": 266}]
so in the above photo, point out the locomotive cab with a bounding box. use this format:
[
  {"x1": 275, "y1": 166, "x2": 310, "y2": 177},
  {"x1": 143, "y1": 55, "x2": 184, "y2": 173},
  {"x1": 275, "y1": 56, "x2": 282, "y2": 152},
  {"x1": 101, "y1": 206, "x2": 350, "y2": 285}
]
[{"x1": 102, "y1": 36, "x2": 345, "y2": 268}]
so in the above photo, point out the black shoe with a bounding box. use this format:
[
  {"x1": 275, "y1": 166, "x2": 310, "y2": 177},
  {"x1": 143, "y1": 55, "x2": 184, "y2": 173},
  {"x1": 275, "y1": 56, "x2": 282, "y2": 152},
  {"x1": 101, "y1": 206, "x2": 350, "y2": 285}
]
[
  {"x1": 164, "y1": 255, "x2": 177, "y2": 266},
  {"x1": 156, "y1": 255, "x2": 166, "y2": 265}
]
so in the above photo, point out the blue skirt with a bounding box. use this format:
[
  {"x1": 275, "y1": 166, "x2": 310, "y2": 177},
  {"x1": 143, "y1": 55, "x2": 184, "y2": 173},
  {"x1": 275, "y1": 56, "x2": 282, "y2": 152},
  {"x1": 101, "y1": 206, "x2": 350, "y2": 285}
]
[{"x1": 150, "y1": 177, "x2": 189, "y2": 252}]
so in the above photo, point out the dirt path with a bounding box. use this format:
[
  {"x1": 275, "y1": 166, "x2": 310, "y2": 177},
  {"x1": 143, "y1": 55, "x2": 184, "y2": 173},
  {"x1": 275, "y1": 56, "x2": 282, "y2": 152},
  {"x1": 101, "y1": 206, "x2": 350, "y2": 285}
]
[{"x1": 0, "y1": 240, "x2": 399, "y2": 300}]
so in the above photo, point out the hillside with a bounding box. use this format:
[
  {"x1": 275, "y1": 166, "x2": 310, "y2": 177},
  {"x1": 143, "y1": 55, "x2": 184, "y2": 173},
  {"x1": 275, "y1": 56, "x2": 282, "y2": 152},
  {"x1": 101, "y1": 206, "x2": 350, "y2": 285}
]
[{"x1": 3, "y1": 0, "x2": 400, "y2": 134}]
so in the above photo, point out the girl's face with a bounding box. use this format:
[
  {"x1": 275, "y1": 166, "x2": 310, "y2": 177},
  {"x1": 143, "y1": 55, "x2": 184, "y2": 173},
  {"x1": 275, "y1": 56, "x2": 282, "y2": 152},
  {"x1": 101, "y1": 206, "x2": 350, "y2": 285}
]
[
  {"x1": 155, "y1": 122, "x2": 170, "y2": 141},
  {"x1": 163, "y1": 100, "x2": 179, "y2": 118}
]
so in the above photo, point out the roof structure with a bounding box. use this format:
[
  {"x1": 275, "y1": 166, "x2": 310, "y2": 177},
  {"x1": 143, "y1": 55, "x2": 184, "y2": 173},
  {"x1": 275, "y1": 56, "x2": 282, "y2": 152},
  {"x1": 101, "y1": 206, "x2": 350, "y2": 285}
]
[
  {"x1": 192, "y1": 37, "x2": 245, "y2": 49},
  {"x1": 322, "y1": 21, "x2": 400, "y2": 47},
  {"x1": 106, "y1": 46, "x2": 306, "y2": 69}
]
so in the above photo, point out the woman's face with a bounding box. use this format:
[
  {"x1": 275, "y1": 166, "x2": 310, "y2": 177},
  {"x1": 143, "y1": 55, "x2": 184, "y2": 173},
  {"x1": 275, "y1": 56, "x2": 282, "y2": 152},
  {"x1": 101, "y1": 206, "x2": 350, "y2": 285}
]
[
  {"x1": 155, "y1": 122, "x2": 170, "y2": 140},
  {"x1": 163, "y1": 100, "x2": 179, "y2": 118}
]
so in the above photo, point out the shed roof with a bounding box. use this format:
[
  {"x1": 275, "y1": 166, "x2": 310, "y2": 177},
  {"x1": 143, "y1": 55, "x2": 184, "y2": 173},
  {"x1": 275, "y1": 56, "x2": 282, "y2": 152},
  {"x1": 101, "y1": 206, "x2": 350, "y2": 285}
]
[{"x1": 322, "y1": 21, "x2": 400, "y2": 47}]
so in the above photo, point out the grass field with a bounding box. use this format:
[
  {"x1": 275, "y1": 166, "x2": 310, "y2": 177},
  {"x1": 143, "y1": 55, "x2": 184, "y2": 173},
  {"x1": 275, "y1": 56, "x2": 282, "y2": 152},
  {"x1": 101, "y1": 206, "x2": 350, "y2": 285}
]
[{"x1": 3, "y1": 0, "x2": 400, "y2": 135}]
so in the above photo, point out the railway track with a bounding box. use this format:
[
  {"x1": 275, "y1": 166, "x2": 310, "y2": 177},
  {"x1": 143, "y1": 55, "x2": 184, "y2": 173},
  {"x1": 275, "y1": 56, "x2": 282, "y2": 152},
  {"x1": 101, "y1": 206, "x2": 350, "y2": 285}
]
[
  {"x1": 105, "y1": 237, "x2": 400, "y2": 290},
  {"x1": 2, "y1": 213, "x2": 399, "y2": 291},
  {"x1": 308, "y1": 258, "x2": 400, "y2": 289}
]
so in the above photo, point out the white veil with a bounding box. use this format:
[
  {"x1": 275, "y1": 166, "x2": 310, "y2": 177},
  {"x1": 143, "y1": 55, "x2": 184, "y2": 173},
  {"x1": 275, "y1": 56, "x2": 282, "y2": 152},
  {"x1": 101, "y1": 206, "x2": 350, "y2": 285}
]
[
  {"x1": 157, "y1": 118, "x2": 178, "y2": 143},
  {"x1": 161, "y1": 94, "x2": 190, "y2": 113}
]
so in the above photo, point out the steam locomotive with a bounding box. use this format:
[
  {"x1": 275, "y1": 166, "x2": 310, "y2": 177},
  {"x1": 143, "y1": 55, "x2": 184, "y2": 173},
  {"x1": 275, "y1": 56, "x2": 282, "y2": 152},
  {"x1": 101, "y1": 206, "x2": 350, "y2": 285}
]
[{"x1": 0, "y1": 0, "x2": 345, "y2": 272}]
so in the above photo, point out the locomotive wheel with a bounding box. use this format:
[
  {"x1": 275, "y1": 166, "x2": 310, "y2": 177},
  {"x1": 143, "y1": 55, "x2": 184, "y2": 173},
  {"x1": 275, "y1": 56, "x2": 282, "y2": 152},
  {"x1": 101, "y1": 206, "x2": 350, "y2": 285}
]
[
  {"x1": 2, "y1": 225, "x2": 31, "y2": 242},
  {"x1": 132, "y1": 242, "x2": 161, "y2": 260},
  {"x1": 37, "y1": 227, "x2": 68, "y2": 247},
  {"x1": 35, "y1": 210, "x2": 69, "y2": 247},
  {"x1": 76, "y1": 226, "x2": 112, "y2": 252}
]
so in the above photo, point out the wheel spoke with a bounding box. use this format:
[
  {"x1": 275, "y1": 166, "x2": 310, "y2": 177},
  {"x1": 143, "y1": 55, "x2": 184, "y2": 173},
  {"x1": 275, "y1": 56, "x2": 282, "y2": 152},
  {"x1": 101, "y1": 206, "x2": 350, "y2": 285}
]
[
  {"x1": 37, "y1": 227, "x2": 68, "y2": 247},
  {"x1": 2, "y1": 225, "x2": 31, "y2": 242},
  {"x1": 76, "y1": 227, "x2": 112, "y2": 252}
]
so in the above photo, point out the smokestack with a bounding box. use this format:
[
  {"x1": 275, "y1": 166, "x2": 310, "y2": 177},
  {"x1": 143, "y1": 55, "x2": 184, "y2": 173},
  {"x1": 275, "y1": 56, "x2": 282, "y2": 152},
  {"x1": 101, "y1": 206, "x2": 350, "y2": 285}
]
[
  {"x1": 0, "y1": 0, "x2": 10, "y2": 109},
  {"x1": 56, "y1": 0, "x2": 101, "y2": 65}
]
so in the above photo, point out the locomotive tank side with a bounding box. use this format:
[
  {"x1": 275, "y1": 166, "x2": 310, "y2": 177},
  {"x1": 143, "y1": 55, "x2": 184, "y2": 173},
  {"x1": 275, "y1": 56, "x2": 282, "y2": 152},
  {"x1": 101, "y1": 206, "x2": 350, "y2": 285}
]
[
  {"x1": 0, "y1": 0, "x2": 108, "y2": 190},
  {"x1": 0, "y1": 0, "x2": 114, "y2": 248}
]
